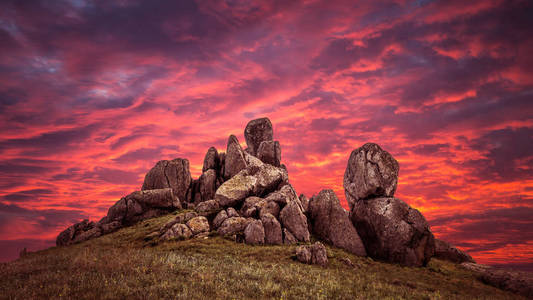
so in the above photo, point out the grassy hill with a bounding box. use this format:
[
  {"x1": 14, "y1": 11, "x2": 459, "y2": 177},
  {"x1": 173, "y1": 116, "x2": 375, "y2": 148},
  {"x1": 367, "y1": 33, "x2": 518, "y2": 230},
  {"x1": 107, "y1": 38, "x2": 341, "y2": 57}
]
[{"x1": 0, "y1": 211, "x2": 524, "y2": 299}]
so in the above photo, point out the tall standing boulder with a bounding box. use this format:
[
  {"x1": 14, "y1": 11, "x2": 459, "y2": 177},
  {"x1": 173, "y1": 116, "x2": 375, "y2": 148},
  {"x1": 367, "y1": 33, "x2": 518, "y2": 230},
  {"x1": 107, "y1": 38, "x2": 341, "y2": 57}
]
[
  {"x1": 280, "y1": 200, "x2": 310, "y2": 242},
  {"x1": 343, "y1": 143, "x2": 399, "y2": 211},
  {"x1": 202, "y1": 147, "x2": 219, "y2": 173},
  {"x1": 224, "y1": 135, "x2": 247, "y2": 180},
  {"x1": 308, "y1": 190, "x2": 366, "y2": 256},
  {"x1": 197, "y1": 169, "x2": 217, "y2": 202},
  {"x1": 142, "y1": 158, "x2": 192, "y2": 204},
  {"x1": 257, "y1": 140, "x2": 281, "y2": 167},
  {"x1": 244, "y1": 118, "x2": 273, "y2": 156},
  {"x1": 351, "y1": 197, "x2": 435, "y2": 267}
]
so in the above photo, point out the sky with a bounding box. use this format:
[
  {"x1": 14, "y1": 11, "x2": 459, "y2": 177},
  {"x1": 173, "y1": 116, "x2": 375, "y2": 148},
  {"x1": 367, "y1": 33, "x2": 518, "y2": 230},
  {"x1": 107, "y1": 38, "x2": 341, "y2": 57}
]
[{"x1": 0, "y1": 0, "x2": 532, "y2": 270}]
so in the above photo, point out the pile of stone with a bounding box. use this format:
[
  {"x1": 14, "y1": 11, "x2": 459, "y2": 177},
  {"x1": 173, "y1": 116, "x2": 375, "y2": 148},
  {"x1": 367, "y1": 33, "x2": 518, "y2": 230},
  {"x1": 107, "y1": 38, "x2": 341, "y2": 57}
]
[
  {"x1": 55, "y1": 117, "x2": 468, "y2": 271},
  {"x1": 159, "y1": 118, "x2": 310, "y2": 246}
]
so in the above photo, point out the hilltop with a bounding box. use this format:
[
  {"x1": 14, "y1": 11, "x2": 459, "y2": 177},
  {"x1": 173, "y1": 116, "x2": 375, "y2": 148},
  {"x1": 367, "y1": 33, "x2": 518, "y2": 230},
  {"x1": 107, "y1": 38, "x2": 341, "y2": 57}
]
[{"x1": 0, "y1": 212, "x2": 525, "y2": 300}]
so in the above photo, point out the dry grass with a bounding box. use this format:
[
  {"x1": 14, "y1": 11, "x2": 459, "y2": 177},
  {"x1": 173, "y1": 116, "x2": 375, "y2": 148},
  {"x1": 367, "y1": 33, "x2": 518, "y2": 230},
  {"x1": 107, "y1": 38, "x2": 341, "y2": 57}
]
[{"x1": 0, "y1": 211, "x2": 524, "y2": 299}]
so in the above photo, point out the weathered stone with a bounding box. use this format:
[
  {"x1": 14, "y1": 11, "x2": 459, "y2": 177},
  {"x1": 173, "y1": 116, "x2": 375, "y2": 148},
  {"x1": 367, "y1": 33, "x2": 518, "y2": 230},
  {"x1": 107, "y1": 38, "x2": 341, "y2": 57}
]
[
  {"x1": 213, "y1": 210, "x2": 229, "y2": 229},
  {"x1": 195, "y1": 199, "x2": 220, "y2": 214},
  {"x1": 258, "y1": 200, "x2": 280, "y2": 219},
  {"x1": 257, "y1": 140, "x2": 281, "y2": 167},
  {"x1": 344, "y1": 143, "x2": 399, "y2": 211},
  {"x1": 252, "y1": 164, "x2": 288, "y2": 196},
  {"x1": 224, "y1": 135, "x2": 247, "y2": 180},
  {"x1": 202, "y1": 147, "x2": 219, "y2": 172},
  {"x1": 240, "y1": 196, "x2": 263, "y2": 217},
  {"x1": 261, "y1": 213, "x2": 283, "y2": 245},
  {"x1": 244, "y1": 220, "x2": 265, "y2": 245},
  {"x1": 198, "y1": 169, "x2": 217, "y2": 203},
  {"x1": 265, "y1": 184, "x2": 297, "y2": 206},
  {"x1": 461, "y1": 262, "x2": 533, "y2": 298},
  {"x1": 310, "y1": 242, "x2": 328, "y2": 266},
  {"x1": 56, "y1": 219, "x2": 94, "y2": 246},
  {"x1": 283, "y1": 228, "x2": 298, "y2": 245},
  {"x1": 280, "y1": 200, "x2": 310, "y2": 242},
  {"x1": 186, "y1": 216, "x2": 210, "y2": 235},
  {"x1": 161, "y1": 223, "x2": 193, "y2": 240},
  {"x1": 351, "y1": 197, "x2": 435, "y2": 267},
  {"x1": 308, "y1": 190, "x2": 366, "y2": 256},
  {"x1": 100, "y1": 221, "x2": 122, "y2": 235},
  {"x1": 217, "y1": 217, "x2": 253, "y2": 236},
  {"x1": 244, "y1": 152, "x2": 264, "y2": 169},
  {"x1": 244, "y1": 117, "x2": 273, "y2": 156},
  {"x1": 299, "y1": 194, "x2": 309, "y2": 213},
  {"x1": 72, "y1": 227, "x2": 102, "y2": 244},
  {"x1": 435, "y1": 239, "x2": 475, "y2": 263},
  {"x1": 296, "y1": 246, "x2": 312, "y2": 264},
  {"x1": 226, "y1": 207, "x2": 240, "y2": 218},
  {"x1": 142, "y1": 158, "x2": 192, "y2": 204},
  {"x1": 215, "y1": 172, "x2": 257, "y2": 207}
]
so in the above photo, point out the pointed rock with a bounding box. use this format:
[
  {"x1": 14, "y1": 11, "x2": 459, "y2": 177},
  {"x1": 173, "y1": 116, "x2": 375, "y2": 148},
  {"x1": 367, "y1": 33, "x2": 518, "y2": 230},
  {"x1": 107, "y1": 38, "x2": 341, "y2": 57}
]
[
  {"x1": 343, "y1": 143, "x2": 399, "y2": 211},
  {"x1": 244, "y1": 117, "x2": 273, "y2": 156},
  {"x1": 224, "y1": 135, "x2": 247, "y2": 180},
  {"x1": 202, "y1": 147, "x2": 219, "y2": 173},
  {"x1": 308, "y1": 190, "x2": 366, "y2": 256},
  {"x1": 198, "y1": 169, "x2": 217, "y2": 202},
  {"x1": 280, "y1": 201, "x2": 310, "y2": 242}
]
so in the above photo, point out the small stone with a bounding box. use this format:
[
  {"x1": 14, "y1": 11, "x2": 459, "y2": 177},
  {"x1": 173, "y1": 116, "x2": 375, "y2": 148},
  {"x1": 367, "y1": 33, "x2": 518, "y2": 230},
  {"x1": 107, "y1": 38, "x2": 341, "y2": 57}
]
[
  {"x1": 217, "y1": 217, "x2": 253, "y2": 236},
  {"x1": 283, "y1": 228, "x2": 298, "y2": 245},
  {"x1": 310, "y1": 242, "x2": 328, "y2": 266},
  {"x1": 226, "y1": 207, "x2": 240, "y2": 218},
  {"x1": 161, "y1": 223, "x2": 193, "y2": 240},
  {"x1": 296, "y1": 246, "x2": 312, "y2": 264},
  {"x1": 186, "y1": 216, "x2": 210, "y2": 235}
]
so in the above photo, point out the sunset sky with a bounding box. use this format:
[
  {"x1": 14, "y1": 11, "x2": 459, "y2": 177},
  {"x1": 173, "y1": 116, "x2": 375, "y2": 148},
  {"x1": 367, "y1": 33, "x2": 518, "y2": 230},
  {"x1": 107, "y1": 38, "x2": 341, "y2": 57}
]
[{"x1": 0, "y1": 0, "x2": 532, "y2": 270}]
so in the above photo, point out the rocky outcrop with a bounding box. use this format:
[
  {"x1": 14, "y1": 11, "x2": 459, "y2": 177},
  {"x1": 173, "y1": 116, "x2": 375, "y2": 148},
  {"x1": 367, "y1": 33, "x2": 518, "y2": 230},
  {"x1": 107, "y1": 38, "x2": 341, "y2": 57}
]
[
  {"x1": 224, "y1": 135, "x2": 247, "y2": 180},
  {"x1": 244, "y1": 117, "x2": 273, "y2": 156},
  {"x1": 244, "y1": 220, "x2": 265, "y2": 245},
  {"x1": 308, "y1": 189, "x2": 366, "y2": 256},
  {"x1": 261, "y1": 213, "x2": 283, "y2": 245},
  {"x1": 280, "y1": 200, "x2": 310, "y2": 242},
  {"x1": 351, "y1": 197, "x2": 435, "y2": 267},
  {"x1": 295, "y1": 242, "x2": 328, "y2": 266},
  {"x1": 106, "y1": 188, "x2": 181, "y2": 226},
  {"x1": 257, "y1": 140, "x2": 281, "y2": 167},
  {"x1": 343, "y1": 143, "x2": 399, "y2": 211},
  {"x1": 461, "y1": 262, "x2": 533, "y2": 298},
  {"x1": 56, "y1": 219, "x2": 96, "y2": 246},
  {"x1": 435, "y1": 239, "x2": 475, "y2": 263},
  {"x1": 142, "y1": 158, "x2": 192, "y2": 204}
]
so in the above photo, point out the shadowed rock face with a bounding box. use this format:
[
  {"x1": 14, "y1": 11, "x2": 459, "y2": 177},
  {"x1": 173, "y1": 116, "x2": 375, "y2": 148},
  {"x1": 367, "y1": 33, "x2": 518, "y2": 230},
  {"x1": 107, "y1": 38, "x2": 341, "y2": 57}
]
[
  {"x1": 142, "y1": 158, "x2": 192, "y2": 204},
  {"x1": 244, "y1": 118, "x2": 273, "y2": 156},
  {"x1": 308, "y1": 189, "x2": 366, "y2": 256},
  {"x1": 280, "y1": 200, "x2": 310, "y2": 242},
  {"x1": 435, "y1": 239, "x2": 475, "y2": 263},
  {"x1": 244, "y1": 219, "x2": 265, "y2": 245},
  {"x1": 257, "y1": 140, "x2": 281, "y2": 167},
  {"x1": 202, "y1": 147, "x2": 220, "y2": 173},
  {"x1": 351, "y1": 197, "x2": 435, "y2": 267},
  {"x1": 224, "y1": 135, "x2": 247, "y2": 180},
  {"x1": 343, "y1": 143, "x2": 399, "y2": 211}
]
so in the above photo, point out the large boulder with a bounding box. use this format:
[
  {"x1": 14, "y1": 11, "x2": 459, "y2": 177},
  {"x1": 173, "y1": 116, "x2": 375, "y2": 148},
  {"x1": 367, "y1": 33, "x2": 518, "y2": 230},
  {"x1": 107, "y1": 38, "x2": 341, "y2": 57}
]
[
  {"x1": 217, "y1": 217, "x2": 253, "y2": 236},
  {"x1": 202, "y1": 147, "x2": 220, "y2": 173},
  {"x1": 224, "y1": 135, "x2": 247, "y2": 180},
  {"x1": 142, "y1": 158, "x2": 192, "y2": 204},
  {"x1": 343, "y1": 143, "x2": 399, "y2": 211},
  {"x1": 244, "y1": 220, "x2": 265, "y2": 245},
  {"x1": 106, "y1": 188, "x2": 180, "y2": 226},
  {"x1": 244, "y1": 117, "x2": 273, "y2": 156},
  {"x1": 308, "y1": 190, "x2": 366, "y2": 256},
  {"x1": 351, "y1": 197, "x2": 435, "y2": 267},
  {"x1": 216, "y1": 163, "x2": 287, "y2": 208},
  {"x1": 56, "y1": 219, "x2": 96, "y2": 246},
  {"x1": 198, "y1": 169, "x2": 217, "y2": 202},
  {"x1": 261, "y1": 213, "x2": 283, "y2": 245},
  {"x1": 435, "y1": 239, "x2": 475, "y2": 263},
  {"x1": 280, "y1": 200, "x2": 310, "y2": 242},
  {"x1": 257, "y1": 140, "x2": 281, "y2": 167}
]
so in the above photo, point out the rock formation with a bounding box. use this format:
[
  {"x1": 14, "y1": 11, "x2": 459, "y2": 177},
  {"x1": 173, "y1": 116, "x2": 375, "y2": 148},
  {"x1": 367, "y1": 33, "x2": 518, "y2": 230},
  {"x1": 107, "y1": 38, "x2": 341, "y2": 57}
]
[
  {"x1": 56, "y1": 117, "x2": 474, "y2": 278},
  {"x1": 435, "y1": 239, "x2": 475, "y2": 263},
  {"x1": 343, "y1": 143, "x2": 399, "y2": 211},
  {"x1": 308, "y1": 189, "x2": 366, "y2": 256},
  {"x1": 351, "y1": 197, "x2": 435, "y2": 267}
]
